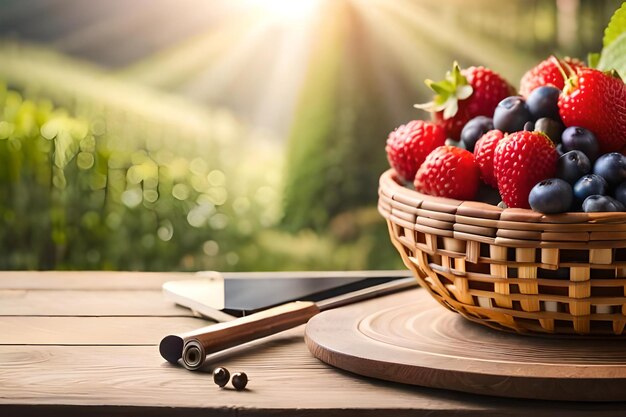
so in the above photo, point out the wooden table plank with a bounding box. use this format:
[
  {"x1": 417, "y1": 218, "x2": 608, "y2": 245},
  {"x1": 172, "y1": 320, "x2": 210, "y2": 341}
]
[
  {"x1": 0, "y1": 290, "x2": 195, "y2": 316},
  {"x1": 0, "y1": 271, "x2": 196, "y2": 290},
  {"x1": 4, "y1": 341, "x2": 625, "y2": 415},
  {"x1": 0, "y1": 316, "x2": 209, "y2": 345},
  {"x1": 3, "y1": 271, "x2": 626, "y2": 416}
]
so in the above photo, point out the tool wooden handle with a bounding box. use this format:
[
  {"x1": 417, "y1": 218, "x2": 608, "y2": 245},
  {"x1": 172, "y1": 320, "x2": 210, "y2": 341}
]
[{"x1": 166, "y1": 301, "x2": 320, "y2": 370}]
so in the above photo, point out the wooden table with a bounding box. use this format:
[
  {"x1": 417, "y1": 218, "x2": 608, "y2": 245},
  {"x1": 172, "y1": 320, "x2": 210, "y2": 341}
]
[{"x1": 2, "y1": 271, "x2": 626, "y2": 416}]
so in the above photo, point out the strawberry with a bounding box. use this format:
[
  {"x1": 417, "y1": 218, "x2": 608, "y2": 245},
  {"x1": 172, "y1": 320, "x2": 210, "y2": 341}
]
[
  {"x1": 493, "y1": 131, "x2": 558, "y2": 209},
  {"x1": 414, "y1": 146, "x2": 479, "y2": 200},
  {"x1": 519, "y1": 56, "x2": 585, "y2": 97},
  {"x1": 415, "y1": 62, "x2": 514, "y2": 140},
  {"x1": 474, "y1": 129, "x2": 505, "y2": 188},
  {"x1": 385, "y1": 120, "x2": 446, "y2": 182},
  {"x1": 558, "y1": 68, "x2": 626, "y2": 153}
]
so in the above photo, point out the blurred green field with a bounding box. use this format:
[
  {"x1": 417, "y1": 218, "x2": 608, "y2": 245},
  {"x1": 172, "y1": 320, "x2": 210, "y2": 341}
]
[{"x1": 0, "y1": 43, "x2": 401, "y2": 271}]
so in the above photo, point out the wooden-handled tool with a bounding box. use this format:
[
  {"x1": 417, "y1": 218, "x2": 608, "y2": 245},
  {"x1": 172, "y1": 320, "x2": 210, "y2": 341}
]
[{"x1": 159, "y1": 276, "x2": 417, "y2": 370}]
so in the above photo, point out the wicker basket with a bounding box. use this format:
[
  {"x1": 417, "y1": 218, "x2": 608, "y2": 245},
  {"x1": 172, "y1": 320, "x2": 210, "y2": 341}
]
[{"x1": 378, "y1": 169, "x2": 626, "y2": 336}]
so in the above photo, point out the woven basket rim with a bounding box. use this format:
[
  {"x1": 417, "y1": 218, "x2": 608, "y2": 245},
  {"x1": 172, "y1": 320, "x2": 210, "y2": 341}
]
[{"x1": 379, "y1": 169, "x2": 626, "y2": 225}]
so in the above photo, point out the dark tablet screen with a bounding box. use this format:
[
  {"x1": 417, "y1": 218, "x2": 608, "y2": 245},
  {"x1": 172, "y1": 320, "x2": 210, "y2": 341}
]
[{"x1": 222, "y1": 272, "x2": 407, "y2": 316}]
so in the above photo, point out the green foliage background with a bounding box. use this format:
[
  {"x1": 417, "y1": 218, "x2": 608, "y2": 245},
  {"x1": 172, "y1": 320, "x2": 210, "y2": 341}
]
[{"x1": 0, "y1": 45, "x2": 400, "y2": 271}]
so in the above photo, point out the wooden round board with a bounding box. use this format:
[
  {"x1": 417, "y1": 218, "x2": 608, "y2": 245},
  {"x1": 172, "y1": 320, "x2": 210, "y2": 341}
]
[{"x1": 304, "y1": 288, "x2": 626, "y2": 401}]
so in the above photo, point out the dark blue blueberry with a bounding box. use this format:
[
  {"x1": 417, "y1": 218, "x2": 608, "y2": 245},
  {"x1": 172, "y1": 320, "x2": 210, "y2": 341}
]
[
  {"x1": 556, "y1": 151, "x2": 591, "y2": 185},
  {"x1": 615, "y1": 182, "x2": 626, "y2": 207},
  {"x1": 523, "y1": 121, "x2": 535, "y2": 131},
  {"x1": 582, "y1": 195, "x2": 625, "y2": 212},
  {"x1": 573, "y1": 174, "x2": 609, "y2": 205},
  {"x1": 528, "y1": 178, "x2": 573, "y2": 214},
  {"x1": 561, "y1": 127, "x2": 599, "y2": 161},
  {"x1": 534, "y1": 118, "x2": 564, "y2": 144},
  {"x1": 556, "y1": 143, "x2": 565, "y2": 157},
  {"x1": 526, "y1": 86, "x2": 561, "y2": 120},
  {"x1": 493, "y1": 96, "x2": 532, "y2": 133},
  {"x1": 593, "y1": 152, "x2": 626, "y2": 186},
  {"x1": 460, "y1": 116, "x2": 493, "y2": 152}
]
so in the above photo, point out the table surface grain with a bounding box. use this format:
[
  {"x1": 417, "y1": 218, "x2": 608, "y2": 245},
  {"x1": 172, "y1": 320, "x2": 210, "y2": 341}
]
[{"x1": 2, "y1": 270, "x2": 626, "y2": 417}]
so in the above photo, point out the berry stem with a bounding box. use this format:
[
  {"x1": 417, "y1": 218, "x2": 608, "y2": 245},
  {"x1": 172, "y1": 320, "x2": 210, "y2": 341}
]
[
  {"x1": 549, "y1": 55, "x2": 570, "y2": 84},
  {"x1": 561, "y1": 58, "x2": 576, "y2": 78}
]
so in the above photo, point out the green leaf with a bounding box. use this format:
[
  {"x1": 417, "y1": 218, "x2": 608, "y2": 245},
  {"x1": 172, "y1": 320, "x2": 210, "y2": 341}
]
[
  {"x1": 414, "y1": 62, "x2": 471, "y2": 120},
  {"x1": 451, "y1": 62, "x2": 467, "y2": 87},
  {"x1": 604, "y1": 2, "x2": 626, "y2": 47},
  {"x1": 425, "y1": 79, "x2": 454, "y2": 96},
  {"x1": 598, "y1": 31, "x2": 626, "y2": 79},
  {"x1": 587, "y1": 52, "x2": 601, "y2": 69}
]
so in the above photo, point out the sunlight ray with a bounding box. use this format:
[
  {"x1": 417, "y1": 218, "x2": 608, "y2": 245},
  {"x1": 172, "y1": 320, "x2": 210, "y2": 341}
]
[
  {"x1": 118, "y1": 13, "x2": 262, "y2": 88},
  {"x1": 379, "y1": 0, "x2": 534, "y2": 78},
  {"x1": 177, "y1": 18, "x2": 278, "y2": 101},
  {"x1": 250, "y1": 12, "x2": 319, "y2": 135},
  {"x1": 350, "y1": 0, "x2": 453, "y2": 117}
]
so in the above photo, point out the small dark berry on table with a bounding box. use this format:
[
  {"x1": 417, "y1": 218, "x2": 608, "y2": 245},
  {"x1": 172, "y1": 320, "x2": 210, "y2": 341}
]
[
  {"x1": 213, "y1": 367, "x2": 230, "y2": 388},
  {"x1": 493, "y1": 96, "x2": 532, "y2": 133},
  {"x1": 582, "y1": 195, "x2": 625, "y2": 213},
  {"x1": 561, "y1": 126, "x2": 599, "y2": 161},
  {"x1": 534, "y1": 117, "x2": 564, "y2": 144},
  {"x1": 593, "y1": 152, "x2": 626, "y2": 187},
  {"x1": 556, "y1": 151, "x2": 591, "y2": 185},
  {"x1": 231, "y1": 372, "x2": 248, "y2": 391},
  {"x1": 526, "y1": 85, "x2": 561, "y2": 120},
  {"x1": 528, "y1": 178, "x2": 573, "y2": 214},
  {"x1": 573, "y1": 174, "x2": 608, "y2": 206}
]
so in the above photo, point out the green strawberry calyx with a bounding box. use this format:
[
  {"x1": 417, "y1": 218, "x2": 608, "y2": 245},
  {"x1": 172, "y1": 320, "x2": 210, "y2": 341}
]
[{"x1": 414, "y1": 62, "x2": 473, "y2": 120}]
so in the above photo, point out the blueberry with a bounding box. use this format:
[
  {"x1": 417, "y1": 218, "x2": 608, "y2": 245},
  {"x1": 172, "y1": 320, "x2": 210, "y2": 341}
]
[
  {"x1": 526, "y1": 86, "x2": 561, "y2": 120},
  {"x1": 593, "y1": 152, "x2": 626, "y2": 186},
  {"x1": 556, "y1": 143, "x2": 565, "y2": 157},
  {"x1": 523, "y1": 121, "x2": 535, "y2": 131},
  {"x1": 582, "y1": 195, "x2": 625, "y2": 212},
  {"x1": 561, "y1": 127, "x2": 599, "y2": 161},
  {"x1": 534, "y1": 118, "x2": 564, "y2": 144},
  {"x1": 460, "y1": 116, "x2": 493, "y2": 152},
  {"x1": 556, "y1": 151, "x2": 591, "y2": 185},
  {"x1": 493, "y1": 96, "x2": 532, "y2": 133},
  {"x1": 528, "y1": 178, "x2": 573, "y2": 214},
  {"x1": 615, "y1": 182, "x2": 626, "y2": 207},
  {"x1": 573, "y1": 174, "x2": 608, "y2": 205}
]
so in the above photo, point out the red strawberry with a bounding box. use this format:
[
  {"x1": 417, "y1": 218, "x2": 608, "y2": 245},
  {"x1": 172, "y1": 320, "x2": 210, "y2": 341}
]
[
  {"x1": 558, "y1": 68, "x2": 626, "y2": 153},
  {"x1": 415, "y1": 62, "x2": 514, "y2": 140},
  {"x1": 414, "y1": 146, "x2": 480, "y2": 200},
  {"x1": 493, "y1": 131, "x2": 557, "y2": 209},
  {"x1": 474, "y1": 129, "x2": 505, "y2": 188},
  {"x1": 519, "y1": 56, "x2": 585, "y2": 97},
  {"x1": 385, "y1": 120, "x2": 446, "y2": 182}
]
